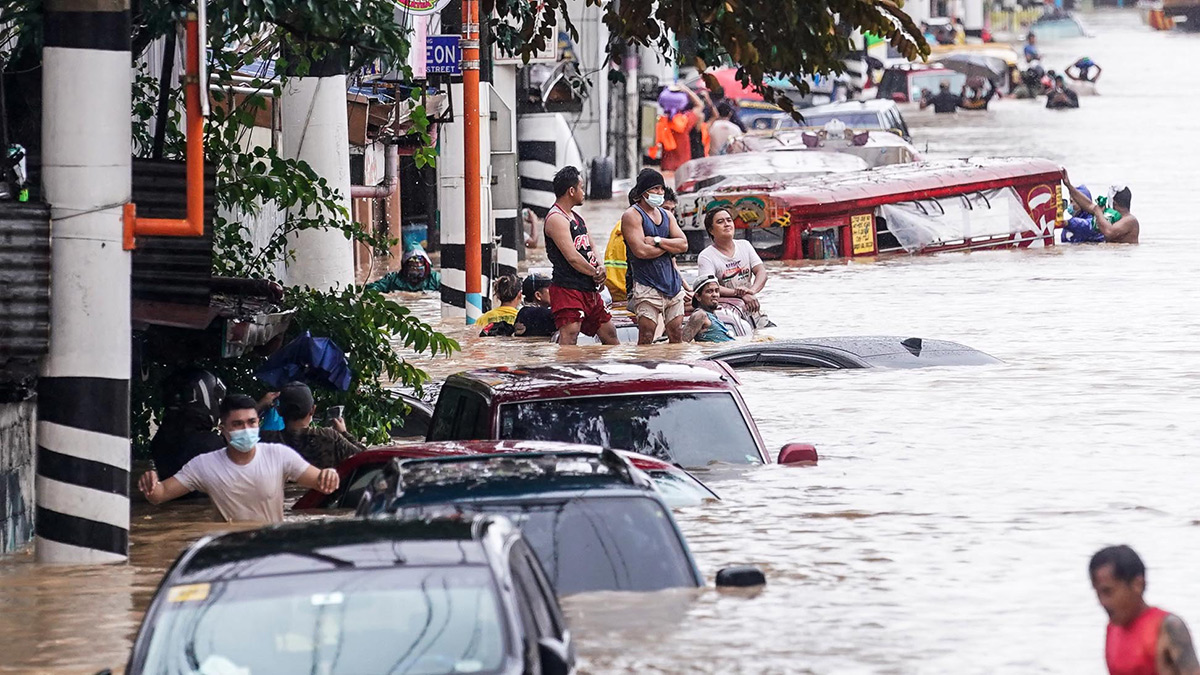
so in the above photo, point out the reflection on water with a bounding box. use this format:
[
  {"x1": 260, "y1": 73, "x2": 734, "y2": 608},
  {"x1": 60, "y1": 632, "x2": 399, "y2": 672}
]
[{"x1": 4, "y1": 9, "x2": 1200, "y2": 673}]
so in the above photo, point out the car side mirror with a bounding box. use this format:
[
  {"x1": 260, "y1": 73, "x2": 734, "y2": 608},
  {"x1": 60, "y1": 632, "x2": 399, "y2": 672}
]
[
  {"x1": 537, "y1": 637, "x2": 572, "y2": 675},
  {"x1": 777, "y1": 443, "x2": 818, "y2": 465},
  {"x1": 716, "y1": 565, "x2": 766, "y2": 588}
]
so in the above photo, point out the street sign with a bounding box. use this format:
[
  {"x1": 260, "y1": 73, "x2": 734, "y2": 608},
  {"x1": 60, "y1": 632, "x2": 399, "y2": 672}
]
[{"x1": 426, "y1": 35, "x2": 462, "y2": 75}]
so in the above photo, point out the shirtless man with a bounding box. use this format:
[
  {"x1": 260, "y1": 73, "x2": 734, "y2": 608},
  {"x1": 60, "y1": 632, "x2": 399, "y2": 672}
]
[
  {"x1": 1063, "y1": 171, "x2": 1140, "y2": 243},
  {"x1": 1090, "y1": 545, "x2": 1200, "y2": 675}
]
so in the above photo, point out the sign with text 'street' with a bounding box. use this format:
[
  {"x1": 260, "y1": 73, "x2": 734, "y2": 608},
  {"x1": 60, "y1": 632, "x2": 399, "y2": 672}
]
[{"x1": 426, "y1": 35, "x2": 462, "y2": 75}]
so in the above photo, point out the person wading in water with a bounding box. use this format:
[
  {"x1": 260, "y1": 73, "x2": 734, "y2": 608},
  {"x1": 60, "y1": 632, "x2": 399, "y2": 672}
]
[
  {"x1": 544, "y1": 165, "x2": 619, "y2": 345},
  {"x1": 621, "y1": 168, "x2": 689, "y2": 344},
  {"x1": 1063, "y1": 171, "x2": 1140, "y2": 244},
  {"x1": 1090, "y1": 545, "x2": 1200, "y2": 675}
]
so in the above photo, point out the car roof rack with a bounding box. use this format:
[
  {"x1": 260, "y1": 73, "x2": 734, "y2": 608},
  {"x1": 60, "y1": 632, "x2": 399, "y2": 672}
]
[{"x1": 383, "y1": 448, "x2": 653, "y2": 502}]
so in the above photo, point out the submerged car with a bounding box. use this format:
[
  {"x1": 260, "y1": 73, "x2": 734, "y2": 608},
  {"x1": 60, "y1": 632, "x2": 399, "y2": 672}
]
[
  {"x1": 293, "y1": 439, "x2": 720, "y2": 511},
  {"x1": 359, "y1": 449, "x2": 765, "y2": 595},
  {"x1": 874, "y1": 63, "x2": 968, "y2": 104},
  {"x1": 795, "y1": 99, "x2": 912, "y2": 142},
  {"x1": 124, "y1": 515, "x2": 575, "y2": 675},
  {"x1": 425, "y1": 361, "x2": 818, "y2": 468},
  {"x1": 706, "y1": 336, "x2": 1002, "y2": 369}
]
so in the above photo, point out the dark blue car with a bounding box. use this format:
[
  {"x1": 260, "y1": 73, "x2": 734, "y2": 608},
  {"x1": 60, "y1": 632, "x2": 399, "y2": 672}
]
[{"x1": 358, "y1": 449, "x2": 764, "y2": 595}]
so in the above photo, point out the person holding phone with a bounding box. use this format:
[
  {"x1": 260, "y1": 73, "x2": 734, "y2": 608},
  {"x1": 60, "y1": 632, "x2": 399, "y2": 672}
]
[{"x1": 259, "y1": 381, "x2": 365, "y2": 468}]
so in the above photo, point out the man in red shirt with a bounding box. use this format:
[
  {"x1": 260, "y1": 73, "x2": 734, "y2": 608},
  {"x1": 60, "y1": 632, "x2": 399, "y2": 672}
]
[{"x1": 1090, "y1": 545, "x2": 1200, "y2": 675}]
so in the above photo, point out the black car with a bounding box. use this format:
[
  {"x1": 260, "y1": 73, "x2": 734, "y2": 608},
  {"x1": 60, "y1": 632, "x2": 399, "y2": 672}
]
[
  {"x1": 359, "y1": 449, "x2": 765, "y2": 595},
  {"x1": 124, "y1": 515, "x2": 574, "y2": 675},
  {"x1": 706, "y1": 336, "x2": 1001, "y2": 369}
]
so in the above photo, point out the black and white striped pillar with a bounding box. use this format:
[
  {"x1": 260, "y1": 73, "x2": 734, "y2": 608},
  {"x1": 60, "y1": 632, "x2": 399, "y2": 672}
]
[
  {"x1": 517, "y1": 113, "x2": 584, "y2": 221},
  {"x1": 36, "y1": 0, "x2": 132, "y2": 564}
]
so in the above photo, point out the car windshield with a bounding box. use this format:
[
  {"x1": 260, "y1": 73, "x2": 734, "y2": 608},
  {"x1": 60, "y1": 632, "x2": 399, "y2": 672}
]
[
  {"x1": 475, "y1": 496, "x2": 697, "y2": 595},
  {"x1": 498, "y1": 392, "x2": 762, "y2": 466},
  {"x1": 645, "y1": 469, "x2": 719, "y2": 507},
  {"x1": 910, "y1": 72, "x2": 966, "y2": 95},
  {"x1": 139, "y1": 566, "x2": 506, "y2": 675},
  {"x1": 800, "y1": 111, "x2": 882, "y2": 128}
]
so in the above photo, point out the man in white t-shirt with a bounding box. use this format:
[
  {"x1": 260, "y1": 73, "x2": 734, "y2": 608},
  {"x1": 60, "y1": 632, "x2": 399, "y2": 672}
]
[
  {"x1": 707, "y1": 101, "x2": 741, "y2": 156},
  {"x1": 139, "y1": 393, "x2": 339, "y2": 523},
  {"x1": 695, "y1": 206, "x2": 772, "y2": 328}
]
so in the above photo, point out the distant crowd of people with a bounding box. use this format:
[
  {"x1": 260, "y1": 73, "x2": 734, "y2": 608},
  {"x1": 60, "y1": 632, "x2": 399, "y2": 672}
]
[
  {"x1": 1017, "y1": 33, "x2": 1099, "y2": 109},
  {"x1": 919, "y1": 33, "x2": 1100, "y2": 114}
]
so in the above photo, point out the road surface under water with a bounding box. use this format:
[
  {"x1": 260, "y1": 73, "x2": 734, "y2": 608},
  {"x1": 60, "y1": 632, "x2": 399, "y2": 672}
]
[{"x1": 2, "y1": 9, "x2": 1198, "y2": 674}]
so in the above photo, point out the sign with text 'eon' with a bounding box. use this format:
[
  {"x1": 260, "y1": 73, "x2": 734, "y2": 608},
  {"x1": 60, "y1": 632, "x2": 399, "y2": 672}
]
[{"x1": 426, "y1": 35, "x2": 462, "y2": 75}]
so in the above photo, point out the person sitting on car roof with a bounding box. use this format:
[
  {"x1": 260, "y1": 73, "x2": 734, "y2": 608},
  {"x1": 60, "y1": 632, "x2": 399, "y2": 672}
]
[
  {"x1": 684, "y1": 276, "x2": 735, "y2": 343},
  {"x1": 260, "y1": 382, "x2": 364, "y2": 469},
  {"x1": 696, "y1": 206, "x2": 771, "y2": 329},
  {"x1": 139, "y1": 393, "x2": 339, "y2": 523}
]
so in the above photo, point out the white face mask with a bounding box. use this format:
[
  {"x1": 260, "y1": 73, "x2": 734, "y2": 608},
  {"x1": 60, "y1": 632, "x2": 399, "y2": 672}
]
[
  {"x1": 646, "y1": 193, "x2": 665, "y2": 208},
  {"x1": 227, "y1": 427, "x2": 259, "y2": 453}
]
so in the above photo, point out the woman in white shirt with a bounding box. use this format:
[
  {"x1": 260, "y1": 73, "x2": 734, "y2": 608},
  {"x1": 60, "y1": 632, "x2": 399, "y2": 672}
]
[{"x1": 695, "y1": 207, "x2": 771, "y2": 328}]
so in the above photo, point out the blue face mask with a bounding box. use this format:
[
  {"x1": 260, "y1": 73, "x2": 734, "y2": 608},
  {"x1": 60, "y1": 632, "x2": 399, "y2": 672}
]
[
  {"x1": 646, "y1": 193, "x2": 665, "y2": 208},
  {"x1": 228, "y1": 427, "x2": 259, "y2": 453}
]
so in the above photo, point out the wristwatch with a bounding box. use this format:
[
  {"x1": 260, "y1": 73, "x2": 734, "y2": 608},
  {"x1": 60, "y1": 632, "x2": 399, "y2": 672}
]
[{"x1": 654, "y1": 236, "x2": 662, "y2": 247}]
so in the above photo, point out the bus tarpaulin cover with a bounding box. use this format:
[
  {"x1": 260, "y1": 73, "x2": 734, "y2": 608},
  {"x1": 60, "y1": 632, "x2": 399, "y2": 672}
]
[{"x1": 878, "y1": 188, "x2": 1037, "y2": 253}]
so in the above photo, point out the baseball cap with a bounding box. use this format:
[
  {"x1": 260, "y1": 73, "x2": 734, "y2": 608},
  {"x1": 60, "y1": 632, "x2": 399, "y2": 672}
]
[
  {"x1": 277, "y1": 381, "x2": 315, "y2": 421},
  {"x1": 522, "y1": 273, "x2": 551, "y2": 302},
  {"x1": 691, "y1": 275, "x2": 720, "y2": 309}
]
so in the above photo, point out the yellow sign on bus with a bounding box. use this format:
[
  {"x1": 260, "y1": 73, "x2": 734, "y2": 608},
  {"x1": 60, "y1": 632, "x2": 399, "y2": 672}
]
[{"x1": 850, "y1": 213, "x2": 874, "y2": 255}]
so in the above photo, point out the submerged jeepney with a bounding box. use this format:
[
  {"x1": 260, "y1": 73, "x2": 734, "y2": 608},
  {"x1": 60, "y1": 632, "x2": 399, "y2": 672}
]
[
  {"x1": 674, "y1": 149, "x2": 870, "y2": 253},
  {"x1": 677, "y1": 157, "x2": 1063, "y2": 261}
]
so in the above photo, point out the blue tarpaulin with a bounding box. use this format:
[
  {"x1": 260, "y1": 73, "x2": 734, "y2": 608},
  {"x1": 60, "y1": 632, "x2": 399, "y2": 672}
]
[{"x1": 255, "y1": 331, "x2": 352, "y2": 391}]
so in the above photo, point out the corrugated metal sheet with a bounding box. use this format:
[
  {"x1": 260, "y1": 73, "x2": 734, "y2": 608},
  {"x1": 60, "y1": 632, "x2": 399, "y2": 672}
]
[
  {"x1": 0, "y1": 202, "x2": 51, "y2": 365},
  {"x1": 130, "y1": 159, "x2": 216, "y2": 306}
]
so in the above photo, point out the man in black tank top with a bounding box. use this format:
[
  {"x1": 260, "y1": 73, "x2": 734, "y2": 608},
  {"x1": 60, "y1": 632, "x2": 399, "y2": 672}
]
[{"x1": 544, "y1": 166, "x2": 619, "y2": 345}]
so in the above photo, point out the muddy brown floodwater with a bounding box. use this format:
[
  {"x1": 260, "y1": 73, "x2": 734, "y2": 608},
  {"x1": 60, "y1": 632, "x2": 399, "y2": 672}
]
[{"x1": 4, "y1": 9, "x2": 1200, "y2": 674}]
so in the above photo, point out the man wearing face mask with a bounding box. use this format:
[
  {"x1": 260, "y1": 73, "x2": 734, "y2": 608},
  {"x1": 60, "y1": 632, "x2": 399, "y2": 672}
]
[
  {"x1": 621, "y1": 168, "x2": 689, "y2": 344},
  {"x1": 138, "y1": 393, "x2": 338, "y2": 523}
]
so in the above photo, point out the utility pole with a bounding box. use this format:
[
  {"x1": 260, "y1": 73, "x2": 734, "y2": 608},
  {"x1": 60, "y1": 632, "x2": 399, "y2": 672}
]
[
  {"x1": 36, "y1": 0, "x2": 132, "y2": 563},
  {"x1": 461, "y1": 0, "x2": 483, "y2": 324},
  {"x1": 281, "y1": 48, "x2": 355, "y2": 291}
]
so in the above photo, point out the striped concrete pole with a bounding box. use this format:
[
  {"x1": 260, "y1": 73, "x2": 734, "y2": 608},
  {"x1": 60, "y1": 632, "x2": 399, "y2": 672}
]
[{"x1": 36, "y1": 0, "x2": 132, "y2": 563}]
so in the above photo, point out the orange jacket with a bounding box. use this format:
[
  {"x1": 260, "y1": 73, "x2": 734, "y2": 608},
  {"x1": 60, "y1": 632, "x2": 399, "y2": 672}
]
[{"x1": 649, "y1": 112, "x2": 709, "y2": 160}]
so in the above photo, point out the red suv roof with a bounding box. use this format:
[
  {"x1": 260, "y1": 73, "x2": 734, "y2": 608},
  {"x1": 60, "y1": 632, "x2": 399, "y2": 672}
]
[{"x1": 446, "y1": 361, "x2": 741, "y2": 404}]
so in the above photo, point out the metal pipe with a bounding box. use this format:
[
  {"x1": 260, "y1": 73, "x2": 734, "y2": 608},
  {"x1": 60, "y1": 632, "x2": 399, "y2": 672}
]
[
  {"x1": 462, "y1": 0, "x2": 482, "y2": 323},
  {"x1": 125, "y1": 9, "x2": 205, "y2": 247},
  {"x1": 350, "y1": 141, "x2": 398, "y2": 199}
]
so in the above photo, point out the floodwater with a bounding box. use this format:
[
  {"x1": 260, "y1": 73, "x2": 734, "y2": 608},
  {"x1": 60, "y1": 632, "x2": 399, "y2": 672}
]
[{"x1": 2, "y1": 9, "x2": 1198, "y2": 674}]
